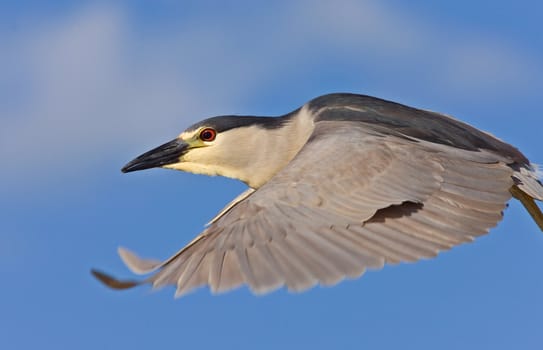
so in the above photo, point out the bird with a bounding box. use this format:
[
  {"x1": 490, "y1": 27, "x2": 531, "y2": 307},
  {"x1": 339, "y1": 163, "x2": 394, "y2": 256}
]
[{"x1": 92, "y1": 93, "x2": 543, "y2": 297}]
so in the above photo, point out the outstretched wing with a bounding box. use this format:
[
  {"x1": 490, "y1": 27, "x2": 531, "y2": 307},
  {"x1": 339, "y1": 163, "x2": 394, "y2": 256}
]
[{"x1": 93, "y1": 121, "x2": 515, "y2": 297}]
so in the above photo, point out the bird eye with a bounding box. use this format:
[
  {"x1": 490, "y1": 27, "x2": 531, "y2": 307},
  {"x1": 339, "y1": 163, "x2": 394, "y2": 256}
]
[{"x1": 199, "y1": 128, "x2": 217, "y2": 142}]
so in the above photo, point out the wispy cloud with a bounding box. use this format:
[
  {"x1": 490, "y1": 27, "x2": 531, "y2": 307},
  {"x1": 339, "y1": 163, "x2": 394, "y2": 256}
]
[
  {"x1": 293, "y1": 0, "x2": 540, "y2": 92},
  {"x1": 1, "y1": 1, "x2": 540, "y2": 193},
  {"x1": 1, "y1": 6, "x2": 214, "y2": 190}
]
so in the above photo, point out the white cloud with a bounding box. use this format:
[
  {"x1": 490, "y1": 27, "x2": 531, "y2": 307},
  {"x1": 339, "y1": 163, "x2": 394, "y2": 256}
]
[
  {"x1": 0, "y1": 6, "x2": 228, "y2": 191},
  {"x1": 293, "y1": 0, "x2": 539, "y2": 92},
  {"x1": 442, "y1": 39, "x2": 540, "y2": 93},
  {"x1": 0, "y1": 1, "x2": 540, "y2": 193}
]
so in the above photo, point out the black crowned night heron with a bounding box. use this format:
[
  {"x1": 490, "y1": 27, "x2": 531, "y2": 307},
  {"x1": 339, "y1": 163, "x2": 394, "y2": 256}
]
[{"x1": 92, "y1": 93, "x2": 543, "y2": 297}]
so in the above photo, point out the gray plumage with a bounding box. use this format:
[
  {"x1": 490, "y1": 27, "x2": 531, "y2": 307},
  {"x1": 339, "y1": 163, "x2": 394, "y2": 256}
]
[{"x1": 92, "y1": 93, "x2": 543, "y2": 297}]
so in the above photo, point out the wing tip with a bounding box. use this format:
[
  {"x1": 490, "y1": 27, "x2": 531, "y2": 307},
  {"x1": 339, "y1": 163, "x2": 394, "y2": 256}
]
[
  {"x1": 117, "y1": 246, "x2": 162, "y2": 275},
  {"x1": 91, "y1": 269, "x2": 141, "y2": 290}
]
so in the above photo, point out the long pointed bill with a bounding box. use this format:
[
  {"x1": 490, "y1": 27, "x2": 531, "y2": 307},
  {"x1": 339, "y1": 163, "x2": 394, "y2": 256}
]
[{"x1": 121, "y1": 138, "x2": 189, "y2": 173}]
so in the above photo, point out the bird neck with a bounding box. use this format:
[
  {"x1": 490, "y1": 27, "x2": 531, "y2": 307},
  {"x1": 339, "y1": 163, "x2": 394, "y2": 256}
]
[{"x1": 238, "y1": 107, "x2": 315, "y2": 188}]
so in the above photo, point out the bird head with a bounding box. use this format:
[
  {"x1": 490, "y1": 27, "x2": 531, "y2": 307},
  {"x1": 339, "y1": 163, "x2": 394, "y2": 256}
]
[{"x1": 121, "y1": 114, "x2": 311, "y2": 188}]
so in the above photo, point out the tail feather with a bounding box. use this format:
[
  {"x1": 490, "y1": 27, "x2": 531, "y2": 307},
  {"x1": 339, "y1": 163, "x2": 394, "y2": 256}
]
[{"x1": 513, "y1": 165, "x2": 543, "y2": 201}]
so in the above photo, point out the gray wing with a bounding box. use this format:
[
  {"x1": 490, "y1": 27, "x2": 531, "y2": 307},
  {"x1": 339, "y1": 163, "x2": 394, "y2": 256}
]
[{"x1": 101, "y1": 121, "x2": 515, "y2": 297}]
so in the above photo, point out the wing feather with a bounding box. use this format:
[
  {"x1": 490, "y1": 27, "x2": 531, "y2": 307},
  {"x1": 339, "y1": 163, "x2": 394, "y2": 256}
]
[
  {"x1": 267, "y1": 238, "x2": 318, "y2": 292},
  {"x1": 216, "y1": 249, "x2": 245, "y2": 293}
]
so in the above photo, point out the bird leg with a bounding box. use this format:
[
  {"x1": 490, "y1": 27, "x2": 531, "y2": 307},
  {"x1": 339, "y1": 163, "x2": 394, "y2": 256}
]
[{"x1": 510, "y1": 185, "x2": 543, "y2": 232}]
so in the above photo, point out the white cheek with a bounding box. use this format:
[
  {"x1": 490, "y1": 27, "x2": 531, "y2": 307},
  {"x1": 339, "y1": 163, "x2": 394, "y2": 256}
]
[
  {"x1": 183, "y1": 146, "x2": 220, "y2": 164},
  {"x1": 162, "y1": 162, "x2": 220, "y2": 176},
  {"x1": 162, "y1": 145, "x2": 226, "y2": 176}
]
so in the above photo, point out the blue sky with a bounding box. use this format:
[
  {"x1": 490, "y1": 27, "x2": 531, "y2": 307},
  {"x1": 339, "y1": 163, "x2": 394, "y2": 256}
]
[{"x1": 1, "y1": 1, "x2": 543, "y2": 349}]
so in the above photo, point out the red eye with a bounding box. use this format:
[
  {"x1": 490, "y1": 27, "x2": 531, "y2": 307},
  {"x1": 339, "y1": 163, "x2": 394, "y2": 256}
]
[{"x1": 199, "y1": 128, "x2": 216, "y2": 142}]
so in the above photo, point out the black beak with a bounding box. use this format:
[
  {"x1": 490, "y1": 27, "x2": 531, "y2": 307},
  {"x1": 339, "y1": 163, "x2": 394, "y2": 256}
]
[{"x1": 121, "y1": 138, "x2": 189, "y2": 173}]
